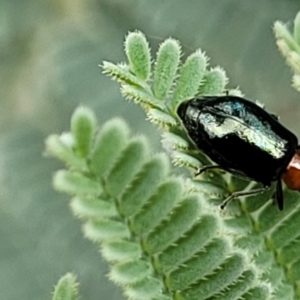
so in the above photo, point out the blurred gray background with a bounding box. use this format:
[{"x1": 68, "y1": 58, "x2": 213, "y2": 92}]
[{"x1": 1, "y1": 1, "x2": 300, "y2": 299}]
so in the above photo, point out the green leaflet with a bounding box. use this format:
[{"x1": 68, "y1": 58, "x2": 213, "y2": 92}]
[
  {"x1": 105, "y1": 137, "x2": 148, "y2": 197},
  {"x1": 197, "y1": 67, "x2": 228, "y2": 96},
  {"x1": 124, "y1": 277, "x2": 164, "y2": 300},
  {"x1": 70, "y1": 196, "x2": 118, "y2": 219},
  {"x1": 153, "y1": 38, "x2": 181, "y2": 100},
  {"x1": 101, "y1": 240, "x2": 142, "y2": 262},
  {"x1": 209, "y1": 269, "x2": 256, "y2": 300},
  {"x1": 278, "y1": 238, "x2": 300, "y2": 265},
  {"x1": 71, "y1": 106, "x2": 96, "y2": 158},
  {"x1": 84, "y1": 219, "x2": 131, "y2": 241},
  {"x1": 53, "y1": 170, "x2": 102, "y2": 196},
  {"x1": 90, "y1": 118, "x2": 130, "y2": 178},
  {"x1": 102, "y1": 61, "x2": 147, "y2": 88},
  {"x1": 131, "y1": 179, "x2": 183, "y2": 235},
  {"x1": 171, "y1": 50, "x2": 207, "y2": 110},
  {"x1": 119, "y1": 154, "x2": 169, "y2": 216},
  {"x1": 45, "y1": 134, "x2": 87, "y2": 172},
  {"x1": 143, "y1": 195, "x2": 202, "y2": 254},
  {"x1": 156, "y1": 215, "x2": 219, "y2": 274},
  {"x1": 125, "y1": 31, "x2": 151, "y2": 81},
  {"x1": 109, "y1": 260, "x2": 152, "y2": 285},
  {"x1": 166, "y1": 238, "x2": 231, "y2": 291},
  {"x1": 274, "y1": 13, "x2": 300, "y2": 93},
  {"x1": 121, "y1": 84, "x2": 164, "y2": 108},
  {"x1": 176, "y1": 254, "x2": 246, "y2": 300},
  {"x1": 52, "y1": 273, "x2": 79, "y2": 300}
]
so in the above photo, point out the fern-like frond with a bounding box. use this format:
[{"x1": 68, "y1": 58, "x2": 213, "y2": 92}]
[
  {"x1": 100, "y1": 25, "x2": 300, "y2": 299},
  {"x1": 46, "y1": 107, "x2": 272, "y2": 299},
  {"x1": 48, "y1": 12, "x2": 300, "y2": 298}
]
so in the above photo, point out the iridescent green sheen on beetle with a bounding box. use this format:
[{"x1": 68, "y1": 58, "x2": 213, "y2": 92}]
[{"x1": 177, "y1": 95, "x2": 300, "y2": 210}]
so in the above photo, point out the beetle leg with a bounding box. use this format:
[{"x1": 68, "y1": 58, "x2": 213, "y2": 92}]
[
  {"x1": 275, "y1": 179, "x2": 284, "y2": 210},
  {"x1": 195, "y1": 165, "x2": 226, "y2": 176},
  {"x1": 219, "y1": 185, "x2": 271, "y2": 210}
]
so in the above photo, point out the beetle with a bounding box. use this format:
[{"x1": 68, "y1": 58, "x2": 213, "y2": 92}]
[{"x1": 177, "y1": 95, "x2": 300, "y2": 210}]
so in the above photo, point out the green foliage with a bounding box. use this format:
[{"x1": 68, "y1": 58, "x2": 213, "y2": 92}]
[
  {"x1": 71, "y1": 106, "x2": 97, "y2": 158},
  {"x1": 47, "y1": 11, "x2": 300, "y2": 300},
  {"x1": 153, "y1": 38, "x2": 181, "y2": 100},
  {"x1": 274, "y1": 12, "x2": 300, "y2": 92},
  {"x1": 101, "y1": 27, "x2": 300, "y2": 299},
  {"x1": 171, "y1": 50, "x2": 207, "y2": 110},
  {"x1": 52, "y1": 273, "x2": 79, "y2": 300},
  {"x1": 47, "y1": 107, "x2": 271, "y2": 299},
  {"x1": 125, "y1": 31, "x2": 151, "y2": 81},
  {"x1": 197, "y1": 67, "x2": 228, "y2": 96}
]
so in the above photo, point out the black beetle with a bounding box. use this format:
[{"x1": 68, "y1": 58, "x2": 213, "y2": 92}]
[{"x1": 177, "y1": 95, "x2": 300, "y2": 210}]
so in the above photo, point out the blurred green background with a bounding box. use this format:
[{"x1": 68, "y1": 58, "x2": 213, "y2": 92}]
[{"x1": 1, "y1": 1, "x2": 300, "y2": 299}]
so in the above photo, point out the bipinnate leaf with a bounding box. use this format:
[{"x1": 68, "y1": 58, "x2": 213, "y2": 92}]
[
  {"x1": 102, "y1": 26, "x2": 300, "y2": 297},
  {"x1": 48, "y1": 21, "x2": 300, "y2": 298},
  {"x1": 48, "y1": 108, "x2": 270, "y2": 299}
]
